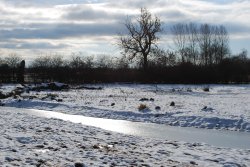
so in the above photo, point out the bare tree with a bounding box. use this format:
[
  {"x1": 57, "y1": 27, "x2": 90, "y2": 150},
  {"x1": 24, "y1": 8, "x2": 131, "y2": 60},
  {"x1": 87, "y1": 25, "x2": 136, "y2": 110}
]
[
  {"x1": 150, "y1": 48, "x2": 176, "y2": 67},
  {"x1": 3, "y1": 53, "x2": 22, "y2": 82},
  {"x1": 82, "y1": 55, "x2": 94, "y2": 68},
  {"x1": 31, "y1": 56, "x2": 51, "y2": 68},
  {"x1": 198, "y1": 24, "x2": 213, "y2": 66},
  {"x1": 238, "y1": 49, "x2": 248, "y2": 60},
  {"x1": 50, "y1": 55, "x2": 64, "y2": 68},
  {"x1": 69, "y1": 53, "x2": 94, "y2": 69},
  {"x1": 0, "y1": 57, "x2": 4, "y2": 65},
  {"x1": 119, "y1": 8, "x2": 162, "y2": 70},
  {"x1": 198, "y1": 24, "x2": 229, "y2": 66},
  {"x1": 172, "y1": 23, "x2": 229, "y2": 66},
  {"x1": 96, "y1": 55, "x2": 113, "y2": 68},
  {"x1": 69, "y1": 54, "x2": 85, "y2": 69},
  {"x1": 186, "y1": 23, "x2": 199, "y2": 64},
  {"x1": 115, "y1": 55, "x2": 129, "y2": 69},
  {"x1": 172, "y1": 23, "x2": 199, "y2": 64},
  {"x1": 171, "y1": 23, "x2": 188, "y2": 63},
  {"x1": 216, "y1": 25, "x2": 229, "y2": 63},
  {"x1": 5, "y1": 53, "x2": 22, "y2": 68}
]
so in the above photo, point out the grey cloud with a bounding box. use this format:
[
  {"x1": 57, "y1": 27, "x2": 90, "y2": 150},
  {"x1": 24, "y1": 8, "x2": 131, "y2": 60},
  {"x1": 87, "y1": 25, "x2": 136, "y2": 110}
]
[
  {"x1": 62, "y1": 5, "x2": 123, "y2": 21},
  {"x1": 0, "y1": 6, "x2": 20, "y2": 17},
  {"x1": 0, "y1": 0, "x2": 249, "y2": 54},
  {"x1": 18, "y1": 42, "x2": 69, "y2": 49},
  {"x1": 0, "y1": 41, "x2": 69, "y2": 49},
  {"x1": 0, "y1": 23, "x2": 123, "y2": 40},
  {"x1": 223, "y1": 22, "x2": 250, "y2": 34},
  {"x1": 164, "y1": 21, "x2": 250, "y2": 35},
  {"x1": 0, "y1": 14, "x2": 248, "y2": 42},
  {"x1": 105, "y1": 0, "x2": 181, "y2": 9},
  {"x1": 1, "y1": 0, "x2": 99, "y2": 7},
  {"x1": 106, "y1": 0, "x2": 157, "y2": 8},
  {"x1": 196, "y1": 0, "x2": 239, "y2": 5},
  {"x1": 158, "y1": 10, "x2": 188, "y2": 22}
]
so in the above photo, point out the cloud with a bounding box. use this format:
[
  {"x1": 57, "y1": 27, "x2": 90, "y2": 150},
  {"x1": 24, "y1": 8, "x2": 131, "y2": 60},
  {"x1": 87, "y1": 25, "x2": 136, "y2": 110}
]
[
  {"x1": 0, "y1": 0, "x2": 249, "y2": 58},
  {"x1": 0, "y1": 41, "x2": 69, "y2": 49},
  {"x1": 61, "y1": 4, "x2": 123, "y2": 21},
  {"x1": 0, "y1": 0, "x2": 99, "y2": 7},
  {"x1": 0, "y1": 22, "x2": 123, "y2": 40}
]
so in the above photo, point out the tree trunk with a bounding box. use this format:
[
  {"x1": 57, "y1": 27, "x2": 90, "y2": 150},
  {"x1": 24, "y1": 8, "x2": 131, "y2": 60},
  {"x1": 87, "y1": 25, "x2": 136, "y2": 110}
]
[{"x1": 143, "y1": 54, "x2": 148, "y2": 71}]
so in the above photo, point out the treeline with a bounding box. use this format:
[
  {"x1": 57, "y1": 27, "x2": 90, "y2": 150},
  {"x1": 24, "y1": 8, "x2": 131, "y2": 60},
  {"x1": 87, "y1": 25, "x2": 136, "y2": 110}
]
[
  {"x1": 0, "y1": 54, "x2": 25, "y2": 83},
  {"x1": 0, "y1": 48, "x2": 249, "y2": 84}
]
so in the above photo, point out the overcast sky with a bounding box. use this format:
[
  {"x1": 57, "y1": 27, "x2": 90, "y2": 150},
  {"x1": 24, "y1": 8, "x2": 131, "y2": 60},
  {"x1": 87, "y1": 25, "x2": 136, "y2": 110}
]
[{"x1": 0, "y1": 0, "x2": 249, "y2": 61}]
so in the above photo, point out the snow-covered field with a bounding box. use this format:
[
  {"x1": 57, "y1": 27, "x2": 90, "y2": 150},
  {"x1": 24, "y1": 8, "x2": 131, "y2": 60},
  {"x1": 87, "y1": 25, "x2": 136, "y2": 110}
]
[
  {"x1": 1, "y1": 107, "x2": 250, "y2": 167},
  {"x1": 1, "y1": 83, "x2": 250, "y2": 166},
  {"x1": 2, "y1": 83, "x2": 250, "y2": 132}
]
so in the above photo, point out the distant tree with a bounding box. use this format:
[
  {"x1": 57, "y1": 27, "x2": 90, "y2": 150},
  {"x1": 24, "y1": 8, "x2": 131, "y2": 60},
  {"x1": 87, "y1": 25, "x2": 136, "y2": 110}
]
[
  {"x1": 171, "y1": 23, "x2": 188, "y2": 63},
  {"x1": 0, "y1": 57, "x2": 9, "y2": 83},
  {"x1": 186, "y1": 23, "x2": 199, "y2": 64},
  {"x1": 114, "y1": 55, "x2": 129, "y2": 69},
  {"x1": 5, "y1": 53, "x2": 22, "y2": 68},
  {"x1": 150, "y1": 48, "x2": 176, "y2": 67},
  {"x1": 0, "y1": 57, "x2": 5, "y2": 65},
  {"x1": 171, "y1": 23, "x2": 199, "y2": 64},
  {"x1": 198, "y1": 24, "x2": 213, "y2": 66},
  {"x1": 31, "y1": 56, "x2": 51, "y2": 69},
  {"x1": 69, "y1": 53, "x2": 94, "y2": 69},
  {"x1": 172, "y1": 23, "x2": 229, "y2": 66},
  {"x1": 96, "y1": 55, "x2": 113, "y2": 68},
  {"x1": 4, "y1": 53, "x2": 22, "y2": 82},
  {"x1": 82, "y1": 55, "x2": 94, "y2": 69},
  {"x1": 238, "y1": 49, "x2": 248, "y2": 60},
  {"x1": 214, "y1": 25, "x2": 230, "y2": 64},
  {"x1": 30, "y1": 56, "x2": 52, "y2": 82},
  {"x1": 50, "y1": 55, "x2": 64, "y2": 68},
  {"x1": 119, "y1": 8, "x2": 162, "y2": 71},
  {"x1": 198, "y1": 24, "x2": 229, "y2": 66},
  {"x1": 69, "y1": 52, "x2": 85, "y2": 69}
]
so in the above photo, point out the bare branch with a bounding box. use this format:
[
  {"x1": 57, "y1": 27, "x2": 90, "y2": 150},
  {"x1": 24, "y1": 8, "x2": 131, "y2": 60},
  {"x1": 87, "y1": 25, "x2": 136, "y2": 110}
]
[{"x1": 118, "y1": 8, "x2": 162, "y2": 70}]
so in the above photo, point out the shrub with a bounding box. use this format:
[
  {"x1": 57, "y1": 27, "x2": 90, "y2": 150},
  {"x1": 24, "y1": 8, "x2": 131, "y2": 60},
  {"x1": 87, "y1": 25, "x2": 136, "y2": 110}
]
[
  {"x1": 155, "y1": 106, "x2": 161, "y2": 110},
  {"x1": 170, "y1": 101, "x2": 175, "y2": 106},
  {"x1": 203, "y1": 87, "x2": 210, "y2": 92},
  {"x1": 138, "y1": 104, "x2": 148, "y2": 111}
]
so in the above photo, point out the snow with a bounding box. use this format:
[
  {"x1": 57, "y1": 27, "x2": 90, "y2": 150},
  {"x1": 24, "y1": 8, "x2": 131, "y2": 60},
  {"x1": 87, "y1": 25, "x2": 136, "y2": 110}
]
[
  {"x1": 1, "y1": 107, "x2": 250, "y2": 166},
  {"x1": 0, "y1": 84, "x2": 23, "y2": 94},
  {"x1": 1, "y1": 83, "x2": 250, "y2": 166},
  {"x1": 2, "y1": 84, "x2": 250, "y2": 132}
]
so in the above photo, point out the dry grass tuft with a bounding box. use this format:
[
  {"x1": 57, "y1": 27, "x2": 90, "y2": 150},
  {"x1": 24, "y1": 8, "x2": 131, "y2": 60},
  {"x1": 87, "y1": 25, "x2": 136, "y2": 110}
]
[{"x1": 138, "y1": 104, "x2": 148, "y2": 111}]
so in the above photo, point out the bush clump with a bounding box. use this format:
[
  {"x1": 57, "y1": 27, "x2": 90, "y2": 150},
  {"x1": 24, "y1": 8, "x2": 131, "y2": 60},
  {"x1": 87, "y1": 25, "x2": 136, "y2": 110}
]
[
  {"x1": 203, "y1": 87, "x2": 210, "y2": 92},
  {"x1": 138, "y1": 104, "x2": 148, "y2": 111},
  {"x1": 170, "y1": 101, "x2": 175, "y2": 106}
]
